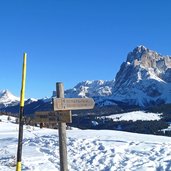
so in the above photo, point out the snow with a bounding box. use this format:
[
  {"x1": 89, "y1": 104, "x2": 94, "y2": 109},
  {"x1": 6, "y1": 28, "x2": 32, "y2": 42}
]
[
  {"x1": 0, "y1": 90, "x2": 19, "y2": 107},
  {"x1": 41, "y1": 97, "x2": 52, "y2": 103},
  {"x1": 147, "y1": 68, "x2": 165, "y2": 82},
  {"x1": 65, "y1": 80, "x2": 114, "y2": 99},
  {"x1": 29, "y1": 98, "x2": 37, "y2": 102},
  {"x1": 1, "y1": 115, "x2": 171, "y2": 170},
  {"x1": 105, "y1": 111, "x2": 162, "y2": 121}
]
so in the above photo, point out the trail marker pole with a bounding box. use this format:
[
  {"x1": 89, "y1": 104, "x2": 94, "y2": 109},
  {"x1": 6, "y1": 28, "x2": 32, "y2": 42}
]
[
  {"x1": 16, "y1": 53, "x2": 27, "y2": 171},
  {"x1": 56, "y1": 82, "x2": 68, "y2": 171}
]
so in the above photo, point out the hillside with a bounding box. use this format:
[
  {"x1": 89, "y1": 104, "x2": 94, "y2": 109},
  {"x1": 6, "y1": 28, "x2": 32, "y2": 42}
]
[
  {"x1": 1, "y1": 115, "x2": 171, "y2": 170},
  {"x1": 104, "y1": 111, "x2": 162, "y2": 121}
]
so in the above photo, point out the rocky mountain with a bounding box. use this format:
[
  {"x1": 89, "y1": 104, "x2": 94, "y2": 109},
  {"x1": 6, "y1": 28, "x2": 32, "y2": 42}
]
[
  {"x1": 0, "y1": 90, "x2": 39, "y2": 114},
  {"x1": 65, "y1": 80, "x2": 113, "y2": 98},
  {"x1": 0, "y1": 90, "x2": 19, "y2": 108},
  {"x1": 62, "y1": 45, "x2": 171, "y2": 107},
  {"x1": 64, "y1": 80, "x2": 117, "y2": 106},
  {"x1": 63, "y1": 46, "x2": 171, "y2": 106},
  {"x1": 112, "y1": 45, "x2": 171, "y2": 106},
  {"x1": 1, "y1": 45, "x2": 171, "y2": 114}
]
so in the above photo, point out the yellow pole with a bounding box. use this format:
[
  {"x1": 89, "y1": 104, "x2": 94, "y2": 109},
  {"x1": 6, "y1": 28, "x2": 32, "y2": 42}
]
[
  {"x1": 16, "y1": 53, "x2": 27, "y2": 171},
  {"x1": 20, "y1": 53, "x2": 27, "y2": 107}
]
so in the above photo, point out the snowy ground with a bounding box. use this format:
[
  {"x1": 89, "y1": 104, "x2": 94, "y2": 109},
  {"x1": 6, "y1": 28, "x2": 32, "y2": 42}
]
[
  {"x1": 1, "y1": 115, "x2": 171, "y2": 171},
  {"x1": 104, "y1": 111, "x2": 162, "y2": 121}
]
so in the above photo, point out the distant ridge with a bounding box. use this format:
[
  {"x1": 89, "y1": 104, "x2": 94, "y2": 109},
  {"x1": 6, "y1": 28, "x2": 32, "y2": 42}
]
[{"x1": 1, "y1": 45, "x2": 171, "y2": 113}]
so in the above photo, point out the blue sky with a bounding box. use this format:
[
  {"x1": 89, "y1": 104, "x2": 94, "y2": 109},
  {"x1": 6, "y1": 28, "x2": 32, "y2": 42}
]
[{"x1": 0, "y1": 0, "x2": 171, "y2": 98}]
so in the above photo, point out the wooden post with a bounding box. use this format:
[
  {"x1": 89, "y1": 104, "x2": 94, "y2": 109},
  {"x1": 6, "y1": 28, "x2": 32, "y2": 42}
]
[{"x1": 56, "y1": 82, "x2": 68, "y2": 171}]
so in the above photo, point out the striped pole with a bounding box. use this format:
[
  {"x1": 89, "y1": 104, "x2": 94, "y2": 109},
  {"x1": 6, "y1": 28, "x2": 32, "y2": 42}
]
[{"x1": 16, "y1": 53, "x2": 27, "y2": 171}]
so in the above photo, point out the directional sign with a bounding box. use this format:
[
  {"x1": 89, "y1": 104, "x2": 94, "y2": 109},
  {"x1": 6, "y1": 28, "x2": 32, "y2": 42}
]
[
  {"x1": 35, "y1": 111, "x2": 72, "y2": 123},
  {"x1": 53, "y1": 98, "x2": 95, "y2": 111}
]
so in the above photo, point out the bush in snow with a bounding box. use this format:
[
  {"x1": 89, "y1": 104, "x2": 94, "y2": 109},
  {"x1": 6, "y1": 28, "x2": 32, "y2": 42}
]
[
  {"x1": 15, "y1": 118, "x2": 19, "y2": 124},
  {"x1": 7, "y1": 116, "x2": 11, "y2": 121}
]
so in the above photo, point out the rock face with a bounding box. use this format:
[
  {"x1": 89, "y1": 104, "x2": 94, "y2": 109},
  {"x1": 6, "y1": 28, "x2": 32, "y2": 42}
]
[
  {"x1": 63, "y1": 80, "x2": 116, "y2": 106},
  {"x1": 112, "y1": 46, "x2": 171, "y2": 106},
  {"x1": 65, "y1": 80, "x2": 114, "y2": 98}
]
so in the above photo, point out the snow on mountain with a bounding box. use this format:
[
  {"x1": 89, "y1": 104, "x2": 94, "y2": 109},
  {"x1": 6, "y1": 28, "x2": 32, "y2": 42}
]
[
  {"x1": 2, "y1": 45, "x2": 171, "y2": 109},
  {"x1": 65, "y1": 80, "x2": 114, "y2": 98},
  {"x1": 25, "y1": 98, "x2": 38, "y2": 105},
  {"x1": 0, "y1": 90, "x2": 19, "y2": 108},
  {"x1": 112, "y1": 45, "x2": 171, "y2": 106},
  {"x1": 41, "y1": 96, "x2": 52, "y2": 103},
  {"x1": 1, "y1": 115, "x2": 171, "y2": 170},
  {"x1": 62, "y1": 80, "x2": 117, "y2": 106},
  {"x1": 0, "y1": 90, "x2": 38, "y2": 109},
  {"x1": 104, "y1": 111, "x2": 162, "y2": 121},
  {"x1": 28, "y1": 45, "x2": 171, "y2": 108},
  {"x1": 62, "y1": 46, "x2": 171, "y2": 107}
]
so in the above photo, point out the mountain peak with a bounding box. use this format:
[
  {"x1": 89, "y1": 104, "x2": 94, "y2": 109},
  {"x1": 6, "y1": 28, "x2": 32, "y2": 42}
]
[
  {"x1": 0, "y1": 89, "x2": 9, "y2": 95},
  {"x1": 0, "y1": 90, "x2": 19, "y2": 107},
  {"x1": 127, "y1": 45, "x2": 151, "y2": 63},
  {"x1": 133, "y1": 45, "x2": 148, "y2": 53},
  {"x1": 0, "y1": 89, "x2": 13, "y2": 98},
  {"x1": 113, "y1": 45, "x2": 171, "y2": 106},
  {"x1": 126, "y1": 45, "x2": 171, "y2": 70}
]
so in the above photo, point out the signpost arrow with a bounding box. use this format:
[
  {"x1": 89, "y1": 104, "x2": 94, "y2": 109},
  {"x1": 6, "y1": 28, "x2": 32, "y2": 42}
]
[{"x1": 53, "y1": 98, "x2": 95, "y2": 111}]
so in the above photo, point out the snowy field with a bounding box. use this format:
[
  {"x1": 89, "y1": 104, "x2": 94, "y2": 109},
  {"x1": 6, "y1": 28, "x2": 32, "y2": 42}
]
[
  {"x1": 1, "y1": 115, "x2": 171, "y2": 171},
  {"x1": 104, "y1": 111, "x2": 162, "y2": 121}
]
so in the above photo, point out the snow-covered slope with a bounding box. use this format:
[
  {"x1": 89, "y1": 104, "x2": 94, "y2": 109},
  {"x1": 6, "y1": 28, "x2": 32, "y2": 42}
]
[
  {"x1": 0, "y1": 90, "x2": 19, "y2": 108},
  {"x1": 105, "y1": 111, "x2": 162, "y2": 121},
  {"x1": 1, "y1": 115, "x2": 171, "y2": 171}
]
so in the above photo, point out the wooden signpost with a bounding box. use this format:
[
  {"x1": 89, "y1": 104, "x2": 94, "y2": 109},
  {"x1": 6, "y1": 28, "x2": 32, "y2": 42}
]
[{"x1": 35, "y1": 82, "x2": 95, "y2": 171}]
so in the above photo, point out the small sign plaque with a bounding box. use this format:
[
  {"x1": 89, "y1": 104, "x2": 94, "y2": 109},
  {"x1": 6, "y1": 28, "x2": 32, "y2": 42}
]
[
  {"x1": 53, "y1": 98, "x2": 95, "y2": 111},
  {"x1": 35, "y1": 111, "x2": 72, "y2": 123}
]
